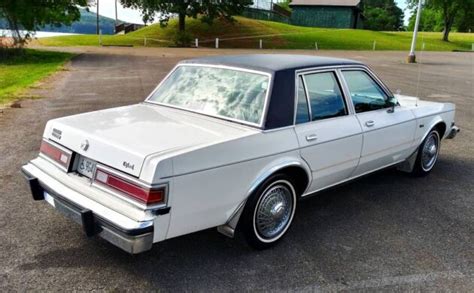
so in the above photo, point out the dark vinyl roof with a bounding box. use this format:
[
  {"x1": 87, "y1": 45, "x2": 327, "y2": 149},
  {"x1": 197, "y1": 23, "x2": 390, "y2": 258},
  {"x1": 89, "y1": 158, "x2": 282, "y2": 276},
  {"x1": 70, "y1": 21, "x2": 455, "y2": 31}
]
[{"x1": 179, "y1": 54, "x2": 362, "y2": 74}]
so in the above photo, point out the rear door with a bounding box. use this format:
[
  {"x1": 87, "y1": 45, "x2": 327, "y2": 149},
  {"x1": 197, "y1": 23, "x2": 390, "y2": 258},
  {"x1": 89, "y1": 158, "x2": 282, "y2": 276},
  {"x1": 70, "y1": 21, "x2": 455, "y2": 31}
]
[
  {"x1": 294, "y1": 69, "x2": 363, "y2": 193},
  {"x1": 340, "y1": 69, "x2": 416, "y2": 176}
]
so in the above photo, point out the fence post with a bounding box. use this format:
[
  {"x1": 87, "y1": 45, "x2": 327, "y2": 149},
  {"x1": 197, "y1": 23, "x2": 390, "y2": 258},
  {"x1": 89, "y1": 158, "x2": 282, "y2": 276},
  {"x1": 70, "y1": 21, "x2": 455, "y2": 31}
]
[
  {"x1": 195, "y1": 38, "x2": 199, "y2": 48},
  {"x1": 144, "y1": 37, "x2": 147, "y2": 47},
  {"x1": 259, "y1": 39, "x2": 263, "y2": 49},
  {"x1": 99, "y1": 29, "x2": 102, "y2": 46},
  {"x1": 372, "y1": 40, "x2": 376, "y2": 51},
  {"x1": 215, "y1": 38, "x2": 219, "y2": 49},
  {"x1": 315, "y1": 42, "x2": 318, "y2": 50}
]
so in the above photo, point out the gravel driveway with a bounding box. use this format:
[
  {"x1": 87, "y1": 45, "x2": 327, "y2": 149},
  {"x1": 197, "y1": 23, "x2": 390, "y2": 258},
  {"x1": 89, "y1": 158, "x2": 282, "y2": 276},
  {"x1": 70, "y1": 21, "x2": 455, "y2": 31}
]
[{"x1": 1, "y1": 47, "x2": 473, "y2": 291}]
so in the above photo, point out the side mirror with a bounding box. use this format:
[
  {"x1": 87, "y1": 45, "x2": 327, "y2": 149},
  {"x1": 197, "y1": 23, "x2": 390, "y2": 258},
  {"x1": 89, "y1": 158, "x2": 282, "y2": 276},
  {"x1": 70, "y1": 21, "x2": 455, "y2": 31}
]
[{"x1": 386, "y1": 98, "x2": 396, "y2": 113}]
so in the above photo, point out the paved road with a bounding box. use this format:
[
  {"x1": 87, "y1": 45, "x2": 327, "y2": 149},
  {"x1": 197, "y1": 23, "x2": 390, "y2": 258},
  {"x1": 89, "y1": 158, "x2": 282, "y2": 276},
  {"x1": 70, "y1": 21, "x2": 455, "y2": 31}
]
[{"x1": 1, "y1": 48, "x2": 473, "y2": 291}]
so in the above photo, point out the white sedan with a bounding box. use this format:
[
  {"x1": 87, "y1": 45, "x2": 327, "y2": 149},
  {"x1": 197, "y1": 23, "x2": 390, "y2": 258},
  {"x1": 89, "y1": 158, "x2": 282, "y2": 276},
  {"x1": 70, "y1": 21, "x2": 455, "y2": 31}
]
[{"x1": 22, "y1": 54, "x2": 460, "y2": 253}]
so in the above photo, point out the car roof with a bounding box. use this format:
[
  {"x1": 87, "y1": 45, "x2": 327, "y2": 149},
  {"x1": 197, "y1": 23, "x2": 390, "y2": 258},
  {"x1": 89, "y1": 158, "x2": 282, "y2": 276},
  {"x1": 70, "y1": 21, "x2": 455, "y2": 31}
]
[{"x1": 179, "y1": 54, "x2": 363, "y2": 73}]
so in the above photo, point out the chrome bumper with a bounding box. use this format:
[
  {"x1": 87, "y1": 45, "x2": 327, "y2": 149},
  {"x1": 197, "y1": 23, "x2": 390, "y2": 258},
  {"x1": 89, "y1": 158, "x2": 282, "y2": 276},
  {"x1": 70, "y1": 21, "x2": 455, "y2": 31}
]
[
  {"x1": 21, "y1": 166, "x2": 154, "y2": 254},
  {"x1": 446, "y1": 125, "x2": 460, "y2": 139}
]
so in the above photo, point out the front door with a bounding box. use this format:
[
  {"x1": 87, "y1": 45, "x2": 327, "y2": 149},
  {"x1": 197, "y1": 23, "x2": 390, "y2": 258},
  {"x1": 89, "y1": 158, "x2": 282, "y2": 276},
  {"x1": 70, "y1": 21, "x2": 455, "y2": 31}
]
[
  {"x1": 340, "y1": 69, "x2": 416, "y2": 176},
  {"x1": 294, "y1": 70, "x2": 363, "y2": 193}
]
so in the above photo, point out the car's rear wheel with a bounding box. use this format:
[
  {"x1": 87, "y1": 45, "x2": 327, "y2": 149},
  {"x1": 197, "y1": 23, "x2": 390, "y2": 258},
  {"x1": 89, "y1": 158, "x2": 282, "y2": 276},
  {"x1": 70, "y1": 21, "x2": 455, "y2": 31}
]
[
  {"x1": 239, "y1": 174, "x2": 297, "y2": 250},
  {"x1": 411, "y1": 129, "x2": 441, "y2": 177}
]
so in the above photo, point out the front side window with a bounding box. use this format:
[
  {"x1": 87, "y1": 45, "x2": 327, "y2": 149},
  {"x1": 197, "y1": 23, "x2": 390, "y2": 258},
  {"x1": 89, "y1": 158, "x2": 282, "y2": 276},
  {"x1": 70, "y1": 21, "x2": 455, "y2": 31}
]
[
  {"x1": 342, "y1": 70, "x2": 393, "y2": 113},
  {"x1": 304, "y1": 72, "x2": 347, "y2": 121},
  {"x1": 148, "y1": 65, "x2": 270, "y2": 125}
]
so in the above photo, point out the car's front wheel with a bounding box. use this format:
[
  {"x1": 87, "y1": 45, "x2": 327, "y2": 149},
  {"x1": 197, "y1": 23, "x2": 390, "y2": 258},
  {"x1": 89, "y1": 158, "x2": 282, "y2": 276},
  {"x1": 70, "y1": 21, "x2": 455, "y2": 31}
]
[
  {"x1": 411, "y1": 129, "x2": 441, "y2": 177},
  {"x1": 239, "y1": 174, "x2": 297, "y2": 250}
]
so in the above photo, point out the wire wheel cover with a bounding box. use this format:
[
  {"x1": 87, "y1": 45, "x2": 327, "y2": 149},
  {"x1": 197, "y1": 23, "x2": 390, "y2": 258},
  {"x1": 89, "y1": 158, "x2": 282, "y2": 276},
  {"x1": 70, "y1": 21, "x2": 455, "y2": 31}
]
[
  {"x1": 421, "y1": 132, "x2": 439, "y2": 171},
  {"x1": 255, "y1": 184, "x2": 293, "y2": 239}
]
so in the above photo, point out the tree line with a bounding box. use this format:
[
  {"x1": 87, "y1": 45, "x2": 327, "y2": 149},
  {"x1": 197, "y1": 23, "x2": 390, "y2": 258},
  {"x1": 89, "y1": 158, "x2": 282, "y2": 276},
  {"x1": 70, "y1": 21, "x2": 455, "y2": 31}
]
[
  {"x1": 407, "y1": 0, "x2": 473, "y2": 41},
  {"x1": 0, "y1": 0, "x2": 471, "y2": 47}
]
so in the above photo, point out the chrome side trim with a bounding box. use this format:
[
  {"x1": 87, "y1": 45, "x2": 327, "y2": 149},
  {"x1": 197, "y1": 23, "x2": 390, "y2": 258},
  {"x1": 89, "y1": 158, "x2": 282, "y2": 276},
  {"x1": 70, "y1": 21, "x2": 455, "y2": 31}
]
[
  {"x1": 297, "y1": 131, "x2": 363, "y2": 150},
  {"x1": 363, "y1": 118, "x2": 417, "y2": 133},
  {"x1": 144, "y1": 63, "x2": 273, "y2": 129},
  {"x1": 302, "y1": 159, "x2": 405, "y2": 196}
]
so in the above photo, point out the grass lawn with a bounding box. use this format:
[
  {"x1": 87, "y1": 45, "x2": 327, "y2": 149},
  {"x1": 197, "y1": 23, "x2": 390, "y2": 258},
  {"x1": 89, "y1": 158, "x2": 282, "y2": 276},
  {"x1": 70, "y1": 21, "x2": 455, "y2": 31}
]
[
  {"x1": 0, "y1": 49, "x2": 73, "y2": 106},
  {"x1": 36, "y1": 16, "x2": 474, "y2": 51}
]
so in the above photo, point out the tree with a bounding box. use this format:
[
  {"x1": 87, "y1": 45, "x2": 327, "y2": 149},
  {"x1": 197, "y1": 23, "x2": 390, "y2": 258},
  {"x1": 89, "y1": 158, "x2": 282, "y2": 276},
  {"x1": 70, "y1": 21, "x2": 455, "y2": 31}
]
[
  {"x1": 120, "y1": 0, "x2": 252, "y2": 46},
  {"x1": 407, "y1": 0, "x2": 470, "y2": 41},
  {"x1": 407, "y1": 7, "x2": 443, "y2": 32},
  {"x1": 364, "y1": 0, "x2": 404, "y2": 31},
  {"x1": 454, "y1": 1, "x2": 473, "y2": 33},
  {"x1": 0, "y1": 0, "x2": 89, "y2": 46}
]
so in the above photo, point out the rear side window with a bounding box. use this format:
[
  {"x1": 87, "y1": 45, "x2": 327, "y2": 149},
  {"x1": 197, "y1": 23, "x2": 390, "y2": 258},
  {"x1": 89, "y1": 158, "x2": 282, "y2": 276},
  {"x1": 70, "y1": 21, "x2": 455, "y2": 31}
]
[
  {"x1": 296, "y1": 76, "x2": 310, "y2": 124},
  {"x1": 304, "y1": 72, "x2": 347, "y2": 121}
]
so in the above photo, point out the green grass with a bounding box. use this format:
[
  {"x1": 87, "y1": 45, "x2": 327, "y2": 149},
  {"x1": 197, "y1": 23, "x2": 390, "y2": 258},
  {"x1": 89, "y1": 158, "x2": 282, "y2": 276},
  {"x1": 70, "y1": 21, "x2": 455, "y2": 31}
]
[
  {"x1": 0, "y1": 49, "x2": 73, "y2": 105},
  {"x1": 36, "y1": 16, "x2": 474, "y2": 51}
]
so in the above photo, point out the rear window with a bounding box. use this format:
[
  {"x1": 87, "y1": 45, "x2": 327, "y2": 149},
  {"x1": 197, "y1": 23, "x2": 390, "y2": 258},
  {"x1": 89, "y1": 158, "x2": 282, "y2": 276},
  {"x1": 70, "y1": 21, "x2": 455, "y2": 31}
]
[{"x1": 148, "y1": 65, "x2": 270, "y2": 126}]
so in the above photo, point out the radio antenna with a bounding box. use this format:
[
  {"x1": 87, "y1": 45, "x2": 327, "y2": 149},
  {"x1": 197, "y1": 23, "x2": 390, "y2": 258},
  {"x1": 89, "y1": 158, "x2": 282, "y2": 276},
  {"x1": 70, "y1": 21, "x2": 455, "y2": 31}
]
[{"x1": 415, "y1": 34, "x2": 425, "y2": 107}]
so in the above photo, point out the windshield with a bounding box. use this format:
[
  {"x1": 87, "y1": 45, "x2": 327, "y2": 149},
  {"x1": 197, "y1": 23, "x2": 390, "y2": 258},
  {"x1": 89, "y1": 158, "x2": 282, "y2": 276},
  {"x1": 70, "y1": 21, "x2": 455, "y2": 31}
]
[{"x1": 147, "y1": 65, "x2": 270, "y2": 125}]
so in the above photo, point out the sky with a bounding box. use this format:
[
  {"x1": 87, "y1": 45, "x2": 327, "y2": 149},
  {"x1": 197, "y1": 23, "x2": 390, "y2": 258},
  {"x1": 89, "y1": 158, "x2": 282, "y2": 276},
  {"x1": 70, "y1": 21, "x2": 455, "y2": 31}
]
[
  {"x1": 395, "y1": 0, "x2": 411, "y2": 24},
  {"x1": 88, "y1": 0, "x2": 412, "y2": 25}
]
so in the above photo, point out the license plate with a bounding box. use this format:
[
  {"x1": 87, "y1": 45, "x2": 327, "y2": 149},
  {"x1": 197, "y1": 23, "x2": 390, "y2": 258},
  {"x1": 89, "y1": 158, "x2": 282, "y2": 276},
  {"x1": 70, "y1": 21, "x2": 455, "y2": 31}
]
[{"x1": 76, "y1": 156, "x2": 97, "y2": 179}]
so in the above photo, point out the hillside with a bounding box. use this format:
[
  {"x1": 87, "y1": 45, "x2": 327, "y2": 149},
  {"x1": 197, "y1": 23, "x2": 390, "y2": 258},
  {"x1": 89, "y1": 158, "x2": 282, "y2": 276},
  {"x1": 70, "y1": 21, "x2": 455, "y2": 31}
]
[
  {"x1": 0, "y1": 9, "x2": 121, "y2": 35},
  {"x1": 35, "y1": 16, "x2": 474, "y2": 51}
]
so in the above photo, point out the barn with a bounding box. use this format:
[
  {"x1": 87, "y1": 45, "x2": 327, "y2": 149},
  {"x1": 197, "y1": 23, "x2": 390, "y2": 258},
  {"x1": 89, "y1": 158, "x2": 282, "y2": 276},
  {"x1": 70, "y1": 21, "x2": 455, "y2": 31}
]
[{"x1": 290, "y1": 0, "x2": 364, "y2": 29}]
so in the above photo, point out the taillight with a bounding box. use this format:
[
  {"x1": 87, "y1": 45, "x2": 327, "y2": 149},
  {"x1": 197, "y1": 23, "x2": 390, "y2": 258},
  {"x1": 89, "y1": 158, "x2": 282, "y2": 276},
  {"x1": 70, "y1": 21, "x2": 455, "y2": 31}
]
[
  {"x1": 40, "y1": 140, "x2": 72, "y2": 170},
  {"x1": 95, "y1": 168, "x2": 165, "y2": 205}
]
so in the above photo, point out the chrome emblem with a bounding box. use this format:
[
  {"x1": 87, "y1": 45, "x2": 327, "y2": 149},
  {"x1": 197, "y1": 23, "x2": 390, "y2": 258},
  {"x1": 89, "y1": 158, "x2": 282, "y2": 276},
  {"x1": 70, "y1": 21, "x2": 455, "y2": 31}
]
[
  {"x1": 52, "y1": 128, "x2": 62, "y2": 140},
  {"x1": 80, "y1": 140, "x2": 90, "y2": 151}
]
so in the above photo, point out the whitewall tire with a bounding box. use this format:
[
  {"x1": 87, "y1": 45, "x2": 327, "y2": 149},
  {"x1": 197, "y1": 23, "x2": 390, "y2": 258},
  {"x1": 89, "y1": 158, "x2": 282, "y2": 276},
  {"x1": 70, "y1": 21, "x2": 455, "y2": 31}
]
[{"x1": 239, "y1": 174, "x2": 297, "y2": 250}]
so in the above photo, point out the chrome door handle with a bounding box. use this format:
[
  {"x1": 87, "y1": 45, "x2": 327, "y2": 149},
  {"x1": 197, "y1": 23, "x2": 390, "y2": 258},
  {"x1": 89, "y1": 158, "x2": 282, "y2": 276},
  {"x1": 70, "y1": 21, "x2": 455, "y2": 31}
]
[
  {"x1": 306, "y1": 134, "x2": 318, "y2": 141},
  {"x1": 365, "y1": 120, "x2": 375, "y2": 127}
]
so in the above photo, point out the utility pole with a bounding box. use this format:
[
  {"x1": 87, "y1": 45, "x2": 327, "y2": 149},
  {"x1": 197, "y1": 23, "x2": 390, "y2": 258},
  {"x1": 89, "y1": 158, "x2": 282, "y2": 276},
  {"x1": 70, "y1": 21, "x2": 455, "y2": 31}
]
[
  {"x1": 408, "y1": 0, "x2": 422, "y2": 63},
  {"x1": 114, "y1": 0, "x2": 118, "y2": 34},
  {"x1": 96, "y1": 0, "x2": 100, "y2": 35},
  {"x1": 115, "y1": 0, "x2": 118, "y2": 26}
]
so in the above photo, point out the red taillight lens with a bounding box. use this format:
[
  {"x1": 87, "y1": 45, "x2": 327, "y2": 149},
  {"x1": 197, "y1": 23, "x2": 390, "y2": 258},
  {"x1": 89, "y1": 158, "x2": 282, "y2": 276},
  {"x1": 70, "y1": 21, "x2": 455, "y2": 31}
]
[
  {"x1": 40, "y1": 140, "x2": 71, "y2": 169},
  {"x1": 95, "y1": 169, "x2": 165, "y2": 205}
]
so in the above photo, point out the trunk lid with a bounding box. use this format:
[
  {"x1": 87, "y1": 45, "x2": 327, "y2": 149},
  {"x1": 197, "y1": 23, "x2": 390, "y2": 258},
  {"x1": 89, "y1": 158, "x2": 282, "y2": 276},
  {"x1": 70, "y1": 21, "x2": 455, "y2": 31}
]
[{"x1": 43, "y1": 104, "x2": 255, "y2": 177}]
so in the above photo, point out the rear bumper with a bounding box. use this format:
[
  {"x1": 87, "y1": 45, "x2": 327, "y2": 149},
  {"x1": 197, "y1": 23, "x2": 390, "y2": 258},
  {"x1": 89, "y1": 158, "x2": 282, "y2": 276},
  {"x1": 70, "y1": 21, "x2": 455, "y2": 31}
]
[{"x1": 21, "y1": 165, "x2": 154, "y2": 254}]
